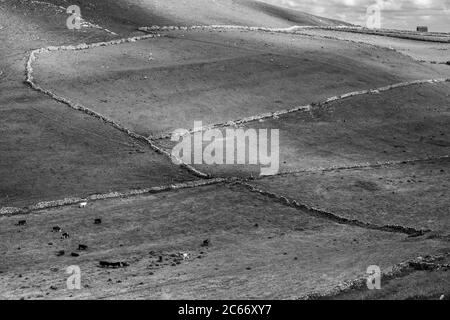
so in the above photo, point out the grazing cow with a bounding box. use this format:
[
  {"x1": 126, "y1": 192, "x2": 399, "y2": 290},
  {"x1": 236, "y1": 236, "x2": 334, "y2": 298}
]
[
  {"x1": 52, "y1": 226, "x2": 61, "y2": 232},
  {"x1": 99, "y1": 261, "x2": 129, "y2": 268},
  {"x1": 16, "y1": 220, "x2": 26, "y2": 226},
  {"x1": 201, "y1": 239, "x2": 210, "y2": 247},
  {"x1": 61, "y1": 232, "x2": 70, "y2": 239},
  {"x1": 79, "y1": 202, "x2": 88, "y2": 208},
  {"x1": 78, "y1": 244, "x2": 88, "y2": 251},
  {"x1": 179, "y1": 252, "x2": 190, "y2": 260},
  {"x1": 94, "y1": 218, "x2": 102, "y2": 225}
]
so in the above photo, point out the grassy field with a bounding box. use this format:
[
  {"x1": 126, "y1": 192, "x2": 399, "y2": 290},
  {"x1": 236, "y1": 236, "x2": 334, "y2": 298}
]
[
  {"x1": 0, "y1": 0, "x2": 448, "y2": 299},
  {"x1": 1, "y1": 183, "x2": 447, "y2": 299},
  {"x1": 250, "y1": 158, "x2": 450, "y2": 234},
  {"x1": 33, "y1": 29, "x2": 445, "y2": 136},
  {"x1": 159, "y1": 82, "x2": 450, "y2": 177}
]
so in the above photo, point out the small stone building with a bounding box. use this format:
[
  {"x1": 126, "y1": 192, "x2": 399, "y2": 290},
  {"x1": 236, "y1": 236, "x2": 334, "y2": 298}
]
[{"x1": 417, "y1": 26, "x2": 428, "y2": 32}]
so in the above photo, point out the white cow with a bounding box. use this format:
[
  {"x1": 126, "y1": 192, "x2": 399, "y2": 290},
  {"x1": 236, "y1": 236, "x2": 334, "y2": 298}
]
[{"x1": 79, "y1": 201, "x2": 88, "y2": 208}]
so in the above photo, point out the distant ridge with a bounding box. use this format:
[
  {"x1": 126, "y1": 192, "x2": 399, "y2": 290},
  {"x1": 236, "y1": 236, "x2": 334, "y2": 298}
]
[
  {"x1": 243, "y1": 0, "x2": 352, "y2": 26},
  {"x1": 29, "y1": 0, "x2": 350, "y2": 30}
]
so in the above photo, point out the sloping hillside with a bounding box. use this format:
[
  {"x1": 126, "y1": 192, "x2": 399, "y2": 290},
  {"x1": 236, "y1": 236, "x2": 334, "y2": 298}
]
[
  {"x1": 1, "y1": 0, "x2": 449, "y2": 301},
  {"x1": 36, "y1": 0, "x2": 349, "y2": 33}
]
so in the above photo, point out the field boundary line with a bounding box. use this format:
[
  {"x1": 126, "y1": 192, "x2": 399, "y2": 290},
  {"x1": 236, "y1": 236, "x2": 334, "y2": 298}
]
[
  {"x1": 253, "y1": 155, "x2": 450, "y2": 179},
  {"x1": 139, "y1": 25, "x2": 450, "y2": 43},
  {"x1": 316, "y1": 26, "x2": 450, "y2": 43},
  {"x1": 152, "y1": 77, "x2": 450, "y2": 140},
  {"x1": 238, "y1": 181, "x2": 432, "y2": 236},
  {"x1": 140, "y1": 25, "x2": 450, "y2": 65},
  {"x1": 0, "y1": 177, "x2": 233, "y2": 216},
  {"x1": 291, "y1": 30, "x2": 450, "y2": 64}
]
